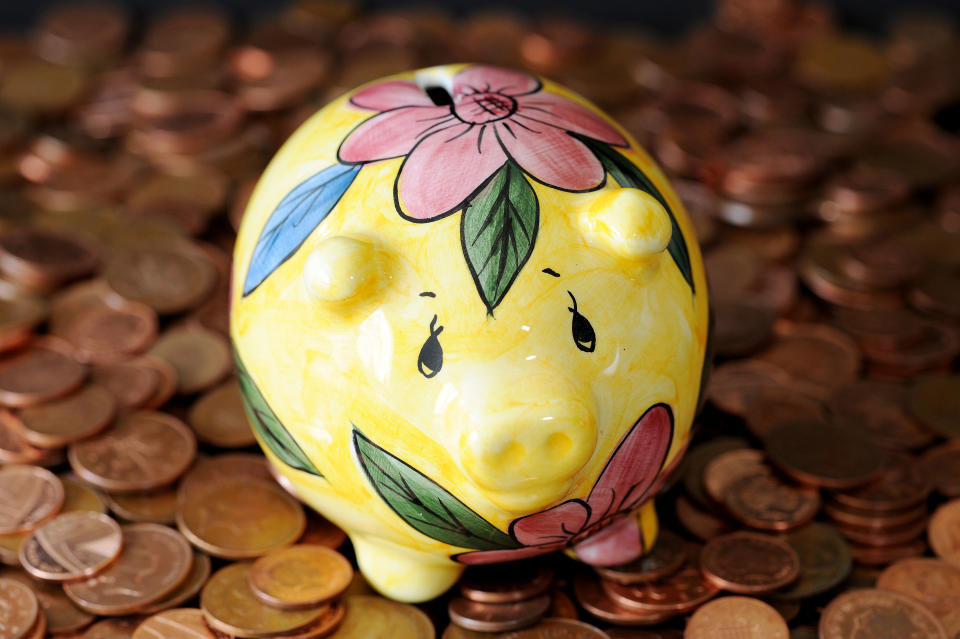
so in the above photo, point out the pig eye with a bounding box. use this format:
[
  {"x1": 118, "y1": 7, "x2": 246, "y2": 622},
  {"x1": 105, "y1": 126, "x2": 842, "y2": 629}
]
[
  {"x1": 567, "y1": 291, "x2": 596, "y2": 353},
  {"x1": 418, "y1": 315, "x2": 444, "y2": 378}
]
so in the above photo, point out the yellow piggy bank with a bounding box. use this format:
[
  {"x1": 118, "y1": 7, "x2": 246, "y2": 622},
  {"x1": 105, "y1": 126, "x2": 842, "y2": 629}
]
[{"x1": 231, "y1": 64, "x2": 709, "y2": 602}]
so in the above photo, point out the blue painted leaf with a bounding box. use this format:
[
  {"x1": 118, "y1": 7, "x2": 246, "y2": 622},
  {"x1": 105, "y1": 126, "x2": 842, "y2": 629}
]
[
  {"x1": 353, "y1": 428, "x2": 520, "y2": 551},
  {"x1": 243, "y1": 163, "x2": 360, "y2": 296}
]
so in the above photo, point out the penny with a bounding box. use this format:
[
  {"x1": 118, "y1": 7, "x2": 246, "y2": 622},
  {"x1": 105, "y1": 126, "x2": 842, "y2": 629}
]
[
  {"x1": 68, "y1": 411, "x2": 197, "y2": 493},
  {"x1": 823, "y1": 500, "x2": 926, "y2": 529},
  {"x1": 459, "y1": 561, "x2": 553, "y2": 603},
  {"x1": 133, "y1": 609, "x2": 217, "y2": 639},
  {"x1": 547, "y1": 589, "x2": 580, "y2": 620},
  {"x1": 299, "y1": 514, "x2": 347, "y2": 549},
  {"x1": 675, "y1": 494, "x2": 732, "y2": 541},
  {"x1": 139, "y1": 551, "x2": 211, "y2": 613},
  {"x1": 201, "y1": 562, "x2": 325, "y2": 638},
  {"x1": 177, "y1": 453, "x2": 273, "y2": 501},
  {"x1": 0, "y1": 342, "x2": 86, "y2": 408},
  {"x1": 819, "y1": 588, "x2": 947, "y2": 639},
  {"x1": 594, "y1": 529, "x2": 687, "y2": 585},
  {"x1": 63, "y1": 523, "x2": 193, "y2": 615},
  {"x1": 774, "y1": 523, "x2": 852, "y2": 600},
  {"x1": 0, "y1": 287, "x2": 46, "y2": 354},
  {"x1": 755, "y1": 324, "x2": 861, "y2": 398},
  {"x1": 828, "y1": 380, "x2": 935, "y2": 451},
  {"x1": 680, "y1": 436, "x2": 751, "y2": 507},
  {"x1": 19, "y1": 511, "x2": 122, "y2": 581},
  {"x1": 187, "y1": 380, "x2": 256, "y2": 448},
  {"x1": 105, "y1": 488, "x2": 178, "y2": 524},
  {"x1": 89, "y1": 359, "x2": 159, "y2": 410},
  {"x1": 444, "y1": 618, "x2": 609, "y2": 638},
  {"x1": 250, "y1": 544, "x2": 353, "y2": 609},
  {"x1": 907, "y1": 376, "x2": 960, "y2": 439},
  {"x1": 0, "y1": 413, "x2": 50, "y2": 465},
  {"x1": 929, "y1": 500, "x2": 960, "y2": 568},
  {"x1": 706, "y1": 360, "x2": 794, "y2": 417},
  {"x1": 921, "y1": 440, "x2": 960, "y2": 497},
  {"x1": 56, "y1": 303, "x2": 158, "y2": 364},
  {"x1": 448, "y1": 594, "x2": 550, "y2": 633},
  {"x1": 849, "y1": 539, "x2": 928, "y2": 566},
  {"x1": 0, "y1": 578, "x2": 39, "y2": 639},
  {"x1": 601, "y1": 564, "x2": 719, "y2": 614},
  {"x1": 763, "y1": 420, "x2": 885, "y2": 489},
  {"x1": 82, "y1": 618, "x2": 142, "y2": 639},
  {"x1": 0, "y1": 227, "x2": 98, "y2": 291},
  {"x1": 742, "y1": 386, "x2": 829, "y2": 440},
  {"x1": 177, "y1": 477, "x2": 305, "y2": 559},
  {"x1": 0, "y1": 57, "x2": 88, "y2": 114},
  {"x1": 15, "y1": 384, "x2": 117, "y2": 448},
  {"x1": 147, "y1": 326, "x2": 231, "y2": 395},
  {"x1": 711, "y1": 300, "x2": 776, "y2": 357},
  {"x1": 832, "y1": 515, "x2": 928, "y2": 547},
  {"x1": 877, "y1": 558, "x2": 960, "y2": 637},
  {"x1": 684, "y1": 596, "x2": 788, "y2": 639},
  {"x1": 723, "y1": 473, "x2": 820, "y2": 531},
  {"x1": 699, "y1": 532, "x2": 800, "y2": 594},
  {"x1": 0, "y1": 567, "x2": 96, "y2": 634},
  {"x1": 702, "y1": 448, "x2": 769, "y2": 505},
  {"x1": 831, "y1": 453, "x2": 930, "y2": 512},
  {"x1": 103, "y1": 244, "x2": 217, "y2": 315},
  {"x1": 140, "y1": 356, "x2": 178, "y2": 409},
  {"x1": 326, "y1": 595, "x2": 434, "y2": 638},
  {"x1": 0, "y1": 465, "x2": 64, "y2": 535}
]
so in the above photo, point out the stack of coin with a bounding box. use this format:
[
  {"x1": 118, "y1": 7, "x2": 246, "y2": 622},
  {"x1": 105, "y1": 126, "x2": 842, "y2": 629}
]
[{"x1": 448, "y1": 562, "x2": 554, "y2": 633}]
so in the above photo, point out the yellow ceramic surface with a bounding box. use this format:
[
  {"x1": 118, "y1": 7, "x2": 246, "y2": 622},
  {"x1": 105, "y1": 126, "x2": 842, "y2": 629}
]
[{"x1": 231, "y1": 64, "x2": 709, "y2": 602}]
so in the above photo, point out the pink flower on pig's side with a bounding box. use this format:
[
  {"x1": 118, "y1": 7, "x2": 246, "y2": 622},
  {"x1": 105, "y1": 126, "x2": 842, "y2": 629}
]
[{"x1": 337, "y1": 65, "x2": 627, "y2": 221}]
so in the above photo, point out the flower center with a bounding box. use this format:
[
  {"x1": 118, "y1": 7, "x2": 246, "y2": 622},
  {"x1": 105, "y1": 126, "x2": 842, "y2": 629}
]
[{"x1": 454, "y1": 91, "x2": 517, "y2": 124}]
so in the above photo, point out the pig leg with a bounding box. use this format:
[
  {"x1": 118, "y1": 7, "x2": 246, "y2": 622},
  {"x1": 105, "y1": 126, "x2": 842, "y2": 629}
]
[
  {"x1": 352, "y1": 533, "x2": 465, "y2": 602},
  {"x1": 570, "y1": 499, "x2": 659, "y2": 566}
]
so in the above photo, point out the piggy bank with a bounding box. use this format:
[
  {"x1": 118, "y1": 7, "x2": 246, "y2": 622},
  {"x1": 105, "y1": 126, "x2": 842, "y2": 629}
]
[{"x1": 230, "y1": 64, "x2": 709, "y2": 602}]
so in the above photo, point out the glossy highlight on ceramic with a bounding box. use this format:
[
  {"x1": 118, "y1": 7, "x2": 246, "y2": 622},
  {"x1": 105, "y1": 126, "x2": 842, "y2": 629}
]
[{"x1": 230, "y1": 63, "x2": 709, "y2": 602}]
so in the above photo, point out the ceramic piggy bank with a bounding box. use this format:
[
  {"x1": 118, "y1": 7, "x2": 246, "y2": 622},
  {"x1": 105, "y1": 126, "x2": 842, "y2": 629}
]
[{"x1": 230, "y1": 64, "x2": 709, "y2": 602}]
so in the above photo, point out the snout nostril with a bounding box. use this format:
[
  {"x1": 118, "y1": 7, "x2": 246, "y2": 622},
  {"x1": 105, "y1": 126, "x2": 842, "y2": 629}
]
[
  {"x1": 545, "y1": 432, "x2": 574, "y2": 458},
  {"x1": 501, "y1": 441, "x2": 526, "y2": 466}
]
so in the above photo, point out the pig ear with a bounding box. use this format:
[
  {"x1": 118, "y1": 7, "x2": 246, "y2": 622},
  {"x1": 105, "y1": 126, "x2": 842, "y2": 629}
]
[
  {"x1": 302, "y1": 236, "x2": 376, "y2": 302},
  {"x1": 577, "y1": 188, "x2": 672, "y2": 260}
]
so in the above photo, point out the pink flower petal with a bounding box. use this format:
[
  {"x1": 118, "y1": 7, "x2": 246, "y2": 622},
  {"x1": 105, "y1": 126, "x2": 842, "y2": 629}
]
[
  {"x1": 512, "y1": 500, "x2": 590, "y2": 546},
  {"x1": 455, "y1": 543, "x2": 563, "y2": 565},
  {"x1": 350, "y1": 80, "x2": 435, "y2": 111},
  {"x1": 572, "y1": 514, "x2": 644, "y2": 567},
  {"x1": 396, "y1": 123, "x2": 507, "y2": 220},
  {"x1": 453, "y1": 66, "x2": 541, "y2": 97},
  {"x1": 498, "y1": 123, "x2": 605, "y2": 191},
  {"x1": 514, "y1": 93, "x2": 627, "y2": 146},
  {"x1": 338, "y1": 106, "x2": 454, "y2": 164},
  {"x1": 584, "y1": 404, "x2": 673, "y2": 527}
]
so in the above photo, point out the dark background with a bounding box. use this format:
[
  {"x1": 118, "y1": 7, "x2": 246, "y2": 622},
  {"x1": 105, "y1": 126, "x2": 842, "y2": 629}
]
[{"x1": 1, "y1": 0, "x2": 959, "y2": 36}]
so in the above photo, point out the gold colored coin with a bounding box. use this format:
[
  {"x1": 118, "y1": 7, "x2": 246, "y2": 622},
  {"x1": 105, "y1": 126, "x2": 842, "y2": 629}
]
[
  {"x1": 201, "y1": 562, "x2": 325, "y2": 638},
  {"x1": 250, "y1": 545, "x2": 354, "y2": 609},
  {"x1": 139, "y1": 551, "x2": 211, "y2": 614},
  {"x1": 187, "y1": 379, "x2": 256, "y2": 448},
  {"x1": 106, "y1": 487, "x2": 177, "y2": 524},
  {"x1": 328, "y1": 595, "x2": 434, "y2": 639},
  {"x1": 61, "y1": 476, "x2": 108, "y2": 514},
  {"x1": 147, "y1": 326, "x2": 231, "y2": 395},
  {"x1": 0, "y1": 57, "x2": 88, "y2": 114},
  {"x1": 133, "y1": 608, "x2": 216, "y2": 639},
  {"x1": 177, "y1": 478, "x2": 305, "y2": 559}
]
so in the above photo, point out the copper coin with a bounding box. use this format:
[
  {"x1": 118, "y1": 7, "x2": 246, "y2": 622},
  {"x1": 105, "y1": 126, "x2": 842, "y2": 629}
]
[
  {"x1": 19, "y1": 511, "x2": 121, "y2": 581},
  {"x1": 105, "y1": 488, "x2": 177, "y2": 524},
  {"x1": 685, "y1": 596, "x2": 788, "y2": 639},
  {"x1": 675, "y1": 494, "x2": 732, "y2": 541},
  {"x1": 0, "y1": 227, "x2": 98, "y2": 291},
  {"x1": 187, "y1": 380, "x2": 256, "y2": 448},
  {"x1": 176, "y1": 477, "x2": 305, "y2": 559},
  {"x1": 831, "y1": 453, "x2": 930, "y2": 512},
  {"x1": 103, "y1": 244, "x2": 217, "y2": 315},
  {"x1": 139, "y1": 356, "x2": 178, "y2": 409},
  {"x1": 824, "y1": 499, "x2": 927, "y2": 529},
  {"x1": 147, "y1": 326, "x2": 231, "y2": 395},
  {"x1": 832, "y1": 514, "x2": 928, "y2": 548},
  {"x1": 133, "y1": 609, "x2": 217, "y2": 639},
  {"x1": 763, "y1": 420, "x2": 885, "y2": 489},
  {"x1": 929, "y1": 500, "x2": 960, "y2": 568},
  {"x1": 0, "y1": 567, "x2": 95, "y2": 634},
  {"x1": 139, "y1": 551, "x2": 211, "y2": 614},
  {"x1": 81, "y1": 618, "x2": 141, "y2": 639},
  {"x1": 298, "y1": 514, "x2": 347, "y2": 550},
  {"x1": 0, "y1": 342, "x2": 86, "y2": 408},
  {"x1": 866, "y1": 321, "x2": 959, "y2": 377},
  {"x1": 849, "y1": 538, "x2": 929, "y2": 566},
  {"x1": 325, "y1": 595, "x2": 434, "y2": 638},
  {"x1": 702, "y1": 448, "x2": 769, "y2": 505},
  {"x1": 594, "y1": 529, "x2": 687, "y2": 585},
  {"x1": 201, "y1": 562, "x2": 325, "y2": 638},
  {"x1": 15, "y1": 384, "x2": 117, "y2": 448},
  {"x1": 0, "y1": 413, "x2": 51, "y2": 465},
  {"x1": 63, "y1": 523, "x2": 193, "y2": 615},
  {"x1": 0, "y1": 578, "x2": 39, "y2": 639},
  {"x1": 177, "y1": 453, "x2": 273, "y2": 501},
  {"x1": 707, "y1": 360, "x2": 793, "y2": 417},
  {"x1": 907, "y1": 376, "x2": 960, "y2": 439},
  {"x1": 68, "y1": 411, "x2": 197, "y2": 493},
  {"x1": 819, "y1": 588, "x2": 947, "y2": 639},
  {"x1": 680, "y1": 436, "x2": 751, "y2": 507},
  {"x1": 250, "y1": 545, "x2": 353, "y2": 609},
  {"x1": 448, "y1": 594, "x2": 550, "y2": 633},
  {"x1": 547, "y1": 590, "x2": 580, "y2": 620},
  {"x1": 756, "y1": 324, "x2": 861, "y2": 398},
  {"x1": 921, "y1": 440, "x2": 960, "y2": 497},
  {"x1": 829, "y1": 380, "x2": 935, "y2": 451},
  {"x1": 773, "y1": 522, "x2": 852, "y2": 600},
  {"x1": 56, "y1": 303, "x2": 157, "y2": 364},
  {"x1": 742, "y1": 386, "x2": 829, "y2": 440},
  {"x1": 699, "y1": 532, "x2": 800, "y2": 594},
  {"x1": 723, "y1": 473, "x2": 820, "y2": 531},
  {"x1": 459, "y1": 561, "x2": 553, "y2": 603},
  {"x1": 0, "y1": 465, "x2": 63, "y2": 535},
  {"x1": 89, "y1": 359, "x2": 159, "y2": 410},
  {"x1": 0, "y1": 287, "x2": 46, "y2": 354},
  {"x1": 877, "y1": 558, "x2": 960, "y2": 637},
  {"x1": 601, "y1": 564, "x2": 719, "y2": 614},
  {"x1": 712, "y1": 300, "x2": 776, "y2": 357},
  {"x1": 444, "y1": 618, "x2": 609, "y2": 638}
]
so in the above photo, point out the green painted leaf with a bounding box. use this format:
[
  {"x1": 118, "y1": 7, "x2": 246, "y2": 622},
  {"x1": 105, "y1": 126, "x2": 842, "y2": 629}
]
[
  {"x1": 462, "y1": 162, "x2": 539, "y2": 313},
  {"x1": 576, "y1": 135, "x2": 695, "y2": 293},
  {"x1": 353, "y1": 428, "x2": 520, "y2": 551},
  {"x1": 234, "y1": 351, "x2": 323, "y2": 477}
]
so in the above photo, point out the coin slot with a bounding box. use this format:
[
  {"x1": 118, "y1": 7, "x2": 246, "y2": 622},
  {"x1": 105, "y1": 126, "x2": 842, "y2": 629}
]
[{"x1": 424, "y1": 86, "x2": 453, "y2": 106}]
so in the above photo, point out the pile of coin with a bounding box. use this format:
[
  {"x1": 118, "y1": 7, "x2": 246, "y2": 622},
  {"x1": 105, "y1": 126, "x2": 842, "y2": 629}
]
[{"x1": 0, "y1": 0, "x2": 959, "y2": 636}]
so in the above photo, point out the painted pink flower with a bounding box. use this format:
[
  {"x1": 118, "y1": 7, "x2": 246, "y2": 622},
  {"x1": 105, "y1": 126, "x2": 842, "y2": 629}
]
[
  {"x1": 456, "y1": 403, "x2": 675, "y2": 567},
  {"x1": 337, "y1": 65, "x2": 627, "y2": 221}
]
